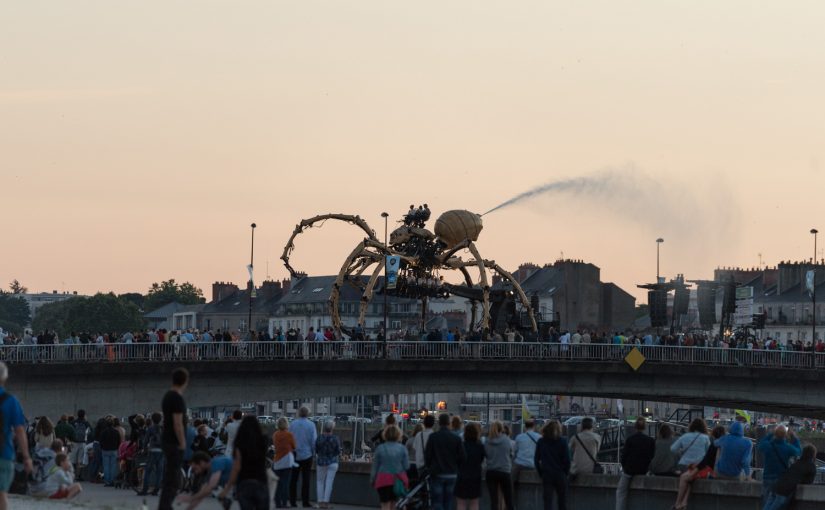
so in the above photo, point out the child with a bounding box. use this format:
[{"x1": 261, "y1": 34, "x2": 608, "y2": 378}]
[{"x1": 45, "y1": 453, "x2": 82, "y2": 500}]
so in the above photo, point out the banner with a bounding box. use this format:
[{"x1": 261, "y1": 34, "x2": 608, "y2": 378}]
[
  {"x1": 735, "y1": 409, "x2": 751, "y2": 424},
  {"x1": 521, "y1": 395, "x2": 531, "y2": 422},
  {"x1": 386, "y1": 256, "x2": 400, "y2": 289},
  {"x1": 247, "y1": 264, "x2": 257, "y2": 298},
  {"x1": 806, "y1": 270, "x2": 815, "y2": 297}
]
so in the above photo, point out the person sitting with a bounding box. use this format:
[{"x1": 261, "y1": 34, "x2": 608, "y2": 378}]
[
  {"x1": 177, "y1": 451, "x2": 233, "y2": 510},
  {"x1": 44, "y1": 453, "x2": 82, "y2": 500},
  {"x1": 714, "y1": 421, "x2": 752, "y2": 480}
]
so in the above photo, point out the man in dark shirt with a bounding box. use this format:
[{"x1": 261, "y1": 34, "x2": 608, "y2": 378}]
[
  {"x1": 764, "y1": 444, "x2": 818, "y2": 510},
  {"x1": 159, "y1": 368, "x2": 189, "y2": 510},
  {"x1": 425, "y1": 413, "x2": 466, "y2": 510},
  {"x1": 615, "y1": 417, "x2": 655, "y2": 510}
]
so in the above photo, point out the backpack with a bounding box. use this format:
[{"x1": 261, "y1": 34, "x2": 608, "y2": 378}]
[
  {"x1": 29, "y1": 448, "x2": 55, "y2": 487},
  {"x1": 143, "y1": 426, "x2": 162, "y2": 451},
  {"x1": 73, "y1": 420, "x2": 89, "y2": 443}
]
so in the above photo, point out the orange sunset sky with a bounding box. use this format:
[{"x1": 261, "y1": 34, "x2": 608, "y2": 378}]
[{"x1": 2, "y1": 1, "x2": 824, "y2": 302}]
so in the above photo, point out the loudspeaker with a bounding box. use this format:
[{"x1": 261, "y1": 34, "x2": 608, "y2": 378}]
[
  {"x1": 697, "y1": 284, "x2": 717, "y2": 329},
  {"x1": 673, "y1": 286, "x2": 690, "y2": 316},
  {"x1": 648, "y1": 290, "x2": 668, "y2": 327},
  {"x1": 722, "y1": 279, "x2": 737, "y2": 315}
]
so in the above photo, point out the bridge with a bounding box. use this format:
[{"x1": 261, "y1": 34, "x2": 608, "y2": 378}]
[{"x1": 4, "y1": 342, "x2": 825, "y2": 419}]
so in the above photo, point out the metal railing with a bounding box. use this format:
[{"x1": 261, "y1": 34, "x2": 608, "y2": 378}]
[{"x1": 2, "y1": 342, "x2": 824, "y2": 369}]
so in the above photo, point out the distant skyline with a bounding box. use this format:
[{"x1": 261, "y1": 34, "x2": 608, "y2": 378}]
[{"x1": 2, "y1": 1, "x2": 824, "y2": 302}]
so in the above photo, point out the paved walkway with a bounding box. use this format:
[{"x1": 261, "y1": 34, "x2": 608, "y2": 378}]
[{"x1": 11, "y1": 483, "x2": 372, "y2": 509}]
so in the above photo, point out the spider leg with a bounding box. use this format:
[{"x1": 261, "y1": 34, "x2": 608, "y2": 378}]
[
  {"x1": 281, "y1": 213, "x2": 377, "y2": 277},
  {"x1": 358, "y1": 258, "x2": 386, "y2": 328},
  {"x1": 484, "y1": 261, "x2": 539, "y2": 333},
  {"x1": 466, "y1": 242, "x2": 491, "y2": 333}
]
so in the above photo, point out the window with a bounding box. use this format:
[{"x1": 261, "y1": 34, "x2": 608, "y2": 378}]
[
  {"x1": 239, "y1": 319, "x2": 247, "y2": 333},
  {"x1": 391, "y1": 320, "x2": 401, "y2": 329},
  {"x1": 222, "y1": 319, "x2": 229, "y2": 330},
  {"x1": 312, "y1": 287, "x2": 324, "y2": 293}
]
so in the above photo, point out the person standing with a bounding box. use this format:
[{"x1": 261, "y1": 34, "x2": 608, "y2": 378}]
[
  {"x1": 138, "y1": 413, "x2": 164, "y2": 496},
  {"x1": 615, "y1": 418, "x2": 655, "y2": 510},
  {"x1": 315, "y1": 421, "x2": 341, "y2": 509},
  {"x1": 413, "y1": 414, "x2": 436, "y2": 477},
  {"x1": 534, "y1": 420, "x2": 570, "y2": 510},
  {"x1": 484, "y1": 421, "x2": 514, "y2": 510},
  {"x1": 763, "y1": 444, "x2": 818, "y2": 510},
  {"x1": 71, "y1": 409, "x2": 92, "y2": 481},
  {"x1": 455, "y1": 423, "x2": 485, "y2": 510},
  {"x1": 569, "y1": 417, "x2": 600, "y2": 477},
  {"x1": 218, "y1": 416, "x2": 269, "y2": 509},
  {"x1": 0, "y1": 362, "x2": 32, "y2": 510},
  {"x1": 159, "y1": 368, "x2": 189, "y2": 510},
  {"x1": 757, "y1": 425, "x2": 801, "y2": 507},
  {"x1": 272, "y1": 418, "x2": 296, "y2": 509},
  {"x1": 370, "y1": 425, "x2": 409, "y2": 510},
  {"x1": 512, "y1": 419, "x2": 541, "y2": 493},
  {"x1": 425, "y1": 413, "x2": 466, "y2": 510},
  {"x1": 98, "y1": 418, "x2": 121, "y2": 486},
  {"x1": 289, "y1": 407, "x2": 317, "y2": 508}
]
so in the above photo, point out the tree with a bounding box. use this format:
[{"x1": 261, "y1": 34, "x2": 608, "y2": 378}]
[
  {"x1": 32, "y1": 293, "x2": 145, "y2": 337},
  {"x1": 0, "y1": 293, "x2": 31, "y2": 332},
  {"x1": 144, "y1": 279, "x2": 205, "y2": 311},
  {"x1": 8, "y1": 280, "x2": 27, "y2": 294},
  {"x1": 118, "y1": 292, "x2": 145, "y2": 310}
]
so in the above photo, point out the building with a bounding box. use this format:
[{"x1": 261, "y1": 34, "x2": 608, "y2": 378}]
[
  {"x1": 268, "y1": 275, "x2": 421, "y2": 337},
  {"x1": 499, "y1": 260, "x2": 636, "y2": 331},
  {"x1": 21, "y1": 291, "x2": 84, "y2": 322},
  {"x1": 143, "y1": 301, "x2": 187, "y2": 330},
  {"x1": 199, "y1": 280, "x2": 287, "y2": 335}
]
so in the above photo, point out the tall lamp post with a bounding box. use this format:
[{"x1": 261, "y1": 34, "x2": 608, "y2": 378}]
[
  {"x1": 812, "y1": 228, "x2": 818, "y2": 348},
  {"x1": 248, "y1": 222, "x2": 256, "y2": 339},
  {"x1": 656, "y1": 238, "x2": 664, "y2": 282},
  {"x1": 381, "y1": 212, "x2": 389, "y2": 358}
]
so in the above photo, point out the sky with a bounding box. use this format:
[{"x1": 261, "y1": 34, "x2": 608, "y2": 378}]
[{"x1": 2, "y1": 1, "x2": 824, "y2": 302}]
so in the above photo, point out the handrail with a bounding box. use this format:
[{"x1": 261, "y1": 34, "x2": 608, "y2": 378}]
[{"x1": 2, "y1": 342, "x2": 824, "y2": 369}]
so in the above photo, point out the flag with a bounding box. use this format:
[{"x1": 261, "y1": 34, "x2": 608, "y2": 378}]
[
  {"x1": 617, "y1": 399, "x2": 624, "y2": 414},
  {"x1": 247, "y1": 264, "x2": 256, "y2": 298},
  {"x1": 521, "y1": 395, "x2": 531, "y2": 422},
  {"x1": 386, "y1": 256, "x2": 400, "y2": 290},
  {"x1": 806, "y1": 270, "x2": 816, "y2": 297},
  {"x1": 735, "y1": 409, "x2": 751, "y2": 424}
]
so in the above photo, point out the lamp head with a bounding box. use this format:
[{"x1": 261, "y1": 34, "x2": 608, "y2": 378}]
[
  {"x1": 251, "y1": 223, "x2": 257, "y2": 229},
  {"x1": 656, "y1": 238, "x2": 664, "y2": 244},
  {"x1": 381, "y1": 212, "x2": 389, "y2": 218},
  {"x1": 811, "y1": 229, "x2": 819, "y2": 235}
]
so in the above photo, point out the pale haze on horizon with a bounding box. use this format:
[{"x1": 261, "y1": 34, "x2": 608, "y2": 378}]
[{"x1": 2, "y1": 1, "x2": 824, "y2": 303}]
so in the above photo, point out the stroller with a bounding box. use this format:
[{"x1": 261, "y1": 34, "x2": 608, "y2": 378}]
[
  {"x1": 114, "y1": 440, "x2": 143, "y2": 490},
  {"x1": 396, "y1": 474, "x2": 430, "y2": 510}
]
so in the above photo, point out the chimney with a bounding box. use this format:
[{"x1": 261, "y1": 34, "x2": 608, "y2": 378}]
[
  {"x1": 259, "y1": 280, "x2": 283, "y2": 300},
  {"x1": 212, "y1": 281, "x2": 239, "y2": 302}
]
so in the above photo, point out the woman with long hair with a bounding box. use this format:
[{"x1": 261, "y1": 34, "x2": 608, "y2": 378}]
[
  {"x1": 219, "y1": 416, "x2": 269, "y2": 510},
  {"x1": 484, "y1": 421, "x2": 514, "y2": 510},
  {"x1": 455, "y1": 422, "x2": 485, "y2": 510},
  {"x1": 35, "y1": 416, "x2": 55, "y2": 450},
  {"x1": 370, "y1": 425, "x2": 409, "y2": 510},
  {"x1": 534, "y1": 420, "x2": 570, "y2": 510},
  {"x1": 406, "y1": 423, "x2": 424, "y2": 483}
]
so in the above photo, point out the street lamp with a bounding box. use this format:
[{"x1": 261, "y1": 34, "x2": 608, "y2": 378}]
[
  {"x1": 656, "y1": 238, "x2": 664, "y2": 282},
  {"x1": 248, "y1": 223, "x2": 256, "y2": 339},
  {"x1": 812, "y1": 228, "x2": 818, "y2": 347},
  {"x1": 381, "y1": 212, "x2": 389, "y2": 358}
]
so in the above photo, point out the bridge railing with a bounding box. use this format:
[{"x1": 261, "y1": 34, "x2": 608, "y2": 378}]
[{"x1": 2, "y1": 342, "x2": 824, "y2": 369}]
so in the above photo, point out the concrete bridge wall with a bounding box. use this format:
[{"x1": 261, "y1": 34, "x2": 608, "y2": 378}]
[{"x1": 6, "y1": 359, "x2": 825, "y2": 419}]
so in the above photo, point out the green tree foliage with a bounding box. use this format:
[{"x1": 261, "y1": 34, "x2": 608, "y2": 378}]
[
  {"x1": 118, "y1": 292, "x2": 145, "y2": 310},
  {"x1": 0, "y1": 293, "x2": 31, "y2": 332},
  {"x1": 31, "y1": 293, "x2": 145, "y2": 336},
  {"x1": 144, "y1": 279, "x2": 205, "y2": 311}
]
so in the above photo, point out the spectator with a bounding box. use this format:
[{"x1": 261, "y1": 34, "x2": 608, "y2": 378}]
[
  {"x1": 43, "y1": 453, "x2": 82, "y2": 499},
  {"x1": 271, "y1": 418, "x2": 296, "y2": 509},
  {"x1": 648, "y1": 424, "x2": 678, "y2": 476},
  {"x1": 426, "y1": 413, "x2": 466, "y2": 510},
  {"x1": 484, "y1": 421, "x2": 514, "y2": 510},
  {"x1": 98, "y1": 418, "x2": 121, "y2": 486},
  {"x1": 224, "y1": 409, "x2": 243, "y2": 454},
  {"x1": 218, "y1": 416, "x2": 269, "y2": 510},
  {"x1": 370, "y1": 425, "x2": 409, "y2": 510},
  {"x1": 289, "y1": 407, "x2": 317, "y2": 509},
  {"x1": 450, "y1": 415, "x2": 463, "y2": 436},
  {"x1": 455, "y1": 422, "x2": 485, "y2": 510},
  {"x1": 35, "y1": 416, "x2": 56, "y2": 450},
  {"x1": 534, "y1": 420, "x2": 570, "y2": 510},
  {"x1": 758, "y1": 425, "x2": 801, "y2": 507},
  {"x1": 160, "y1": 367, "x2": 189, "y2": 510},
  {"x1": 315, "y1": 421, "x2": 341, "y2": 510},
  {"x1": 615, "y1": 417, "x2": 655, "y2": 510},
  {"x1": 714, "y1": 421, "x2": 752, "y2": 480},
  {"x1": 763, "y1": 444, "x2": 818, "y2": 510},
  {"x1": 512, "y1": 418, "x2": 541, "y2": 492},
  {"x1": 0, "y1": 362, "x2": 32, "y2": 508},
  {"x1": 71, "y1": 409, "x2": 92, "y2": 480},
  {"x1": 570, "y1": 417, "x2": 601, "y2": 476},
  {"x1": 178, "y1": 451, "x2": 233, "y2": 510},
  {"x1": 55, "y1": 415, "x2": 74, "y2": 444},
  {"x1": 137, "y1": 412, "x2": 164, "y2": 496},
  {"x1": 413, "y1": 415, "x2": 436, "y2": 478},
  {"x1": 672, "y1": 426, "x2": 725, "y2": 510},
  {"x1": 406, "y1": 423, "x2": 424, "y2": 482},
  {"x1": 670, "y1": 418, "x2": 711, "y2": 471}
]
